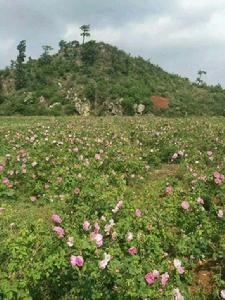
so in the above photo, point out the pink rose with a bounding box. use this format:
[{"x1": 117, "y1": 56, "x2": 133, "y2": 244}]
[
  {"x1": 166, "y1": 185, "x2": 173, "y2": 194},
  {"x1": 153, "y1": 270, "x2": 160, "y2": 278},
  {"x1": 213, "y1": 171, "x2": 221, "y2": 179},
  {"x1": 83, "y1": 220, "x2": 90, "y2": 231},
  {"x1": 95, "y1": 153, "x2": 101, "y2": 160},
  {"x1": 135, "y1": 208, "x2": 142, "y2": 217},
  {"x1": 174, "y1": 259, "x2": 181, "y2": 268},
  {"x1": 51, "y1": 214, "x2": 62, "y2": 224},
  {"x1": 99, "y1": 253, "x2": 111, "y2": 269},
  {"x1": 177, "y1": 266, "x2": 185, "y2": 274},
  {"x1": 173, "y1": 288, "x2": 184, "y2": 300},
  {"x1": 161, "y1": 272, "x2": 169, "y2": 286},
  {"x1": 128, "y1": 247, "x2": 138, "y2": 255},
  {"x1": 196, "y1": 197, "x2": 204, "y2": 205},
  {"x1": 181, "y1": 201, "x2": 190, "y2": 210},
  {"x1": 213, "y1": 171, "x2": 225, "y2": 185},
  {"x1": 145, "y1": 272, "x2": 155, "y2": 285},
  {"x1": 104, "y1": 219, "x2": 115, "y2": 235},
  {"x1": 70, "y1": 255, "x2": 84, "y2": 267},
  {"x1": 53, "y1": 226, "x2": 65, "y2": 238},
  {"x1": 94, "y1": 223, "x2": 100, "y2": 234},
  {"x1": 112, "y1": 200, "x2": 123, "y2": 213},
  {"x1": 174, "y1": 259, "x2": 185, "y2": 274},
  {"x1": 90, "y1": 232, "x2": 103, "y2": 247},
  {"x1": 95, "y1": 233, "x2": 103, "y2": 247},
  {"x1": 2, "y1": 177, "x2": 9, "y2": 186}
]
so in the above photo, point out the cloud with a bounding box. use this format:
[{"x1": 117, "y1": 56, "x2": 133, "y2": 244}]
[
  {"x1": 0, "y1": 38, "x2": 15, "y2": 52},
  {"x1": 0, "y1": 0, "x2": 225, "y2": 85}
]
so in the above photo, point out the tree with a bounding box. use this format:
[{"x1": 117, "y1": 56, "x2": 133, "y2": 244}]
[
  {"x1": 59, "y1": 40, "x2": 67, "y2": 51},
  {"x1": 10, "y1": 60, "x2": 16, "y2": 70},
  {"x1": 41, "y1": 45, "x2": 53, "y2": 63},
  {"x1": 81, "y1": 40, "x2": 98, "y2": 67},
  {"x1": 80, "y1": 25, "x2": 91, "y2": 44},
  {"x1": 196, "y1": 69, "x2": 207, "y2": 85},
  {"x1": 15, "y1": 40, "x2": 26, "y2": 90}
]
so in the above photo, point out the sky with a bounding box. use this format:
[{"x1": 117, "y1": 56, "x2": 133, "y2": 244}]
[{"x1": 1, "y1": 0, "x2": 225, "y2": 86}]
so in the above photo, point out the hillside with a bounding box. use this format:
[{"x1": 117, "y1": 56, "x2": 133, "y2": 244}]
[{"x1": 0, "y1": 40, "x2": 225, "y2": 116}]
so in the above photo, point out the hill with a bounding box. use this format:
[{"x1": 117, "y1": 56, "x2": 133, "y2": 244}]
[{"x1": 0, "y1": 40, "x2": 225, "y2": 116}]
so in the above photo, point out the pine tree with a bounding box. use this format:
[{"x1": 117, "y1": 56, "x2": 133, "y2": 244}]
[
  {"x1": 80, "y1": 25, "x2": 91, "y2": 44},
  {"x1": 15, "y1": 40, "x2": 26, "y2": 90}
]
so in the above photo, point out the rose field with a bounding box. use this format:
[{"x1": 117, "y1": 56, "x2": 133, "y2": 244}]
[{"x1": 0, "y1": 116, "x2": 225, "y2": 300}]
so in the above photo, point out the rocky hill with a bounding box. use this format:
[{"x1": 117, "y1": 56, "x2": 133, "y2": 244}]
[{"x1": 0, "y1": 40, "x2": 225, "y2": 116}]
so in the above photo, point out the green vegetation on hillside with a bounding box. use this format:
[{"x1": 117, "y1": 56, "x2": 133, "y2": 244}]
[{"x1": 0, "y1": 38, "x2": 225, "y2": 116}]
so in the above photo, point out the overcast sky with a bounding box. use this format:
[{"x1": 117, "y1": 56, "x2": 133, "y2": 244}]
[{"x1": 1, "y1": 0, "x2": 225, "y2": 86}]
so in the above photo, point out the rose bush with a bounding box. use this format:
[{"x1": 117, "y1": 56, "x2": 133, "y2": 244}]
[{"x1": 0, "y1": 116, "x2": 225, "y2": 299}]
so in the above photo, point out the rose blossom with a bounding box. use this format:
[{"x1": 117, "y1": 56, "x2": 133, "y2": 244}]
[
  {"x1": 51, "y1": 214, "x2": 62, "y2": 224},
  {"x1": 152, "y1": 270, "x2": 160, "y2": 278},
  {"x1": 30, "y1": 196, "x2": 37, "y2": 202},
  {"x1": 221, "y1": 290, "x2": 225, "y2": 299},
  {"x1": 218, "y1": 210, "x2": 224, "y2": 218},
  {"x1": 83, "y1": 220, "x2": 90, "y2": 231},
  {"x1": 174, "y1": 259, "x2": 185, "y2": 274},
  {"x1": 53, "y1": 226, "x2": 65, "y2": 238},
  {"x1": 70, "y1": 255, "x2": 84, "y2": 267},
  {"x1": 145, "y1": 272, "x2": 155, "y2": 285},
  {"x1": 2, "y1": 177, "x2": 9, "y2": 186},
  {"x1": 197, "y1": 197, "x2": 204, "y2": 205},
  {"x1": 74, "y1": 187, "x2": 80, "y2": 194},
  {"x1": 67, "y1": 237, "x2": 74, "y2": 247},
  {"x1": 104, "y1": 219, "x2": 115, "y2": 235},
  {"x1": 166, "y1": 185, "x2": 173, "y2": 194},
  {"x1": 161, "y1": 272, "x2": 169, "y2": 286},
  {"x1": 99, "y1": 253, "x2": 111, "y2": 269},
  {"x1": 135, "y1": 208, "x2": 142, "y2": 217},
  {"x1": 126, "y1": 232, "x2": 133, "y2": 242},
  {"x1": 94, "y1": 223, "x2": 100, "y2": 233},
  {"x1": 128, "y1": 247, "x2": 138, "y2": 255},
  {"x1": 173, "y1": 288, "x2": 184, "y2": 300},
  {"x1": 95, "y1": 153, "x2": 101, "y2": 160},
  {"x1": 181, "y1": 201, "x2": 190, "y2": 210},
  {"x1": 112, "y1": 200, "x2": 123, "y2": 213},
  {"x1": 214, "y1": 171, "x2": 221, "y2": 179},
  {"x1": 213, "y1": 171, "x2": 225, "y2": 185},
  {"x1": 90, "y1": 232, "x2": 103, "y2": 247},
  {"x1": 95, "y1": 233, "x2": 103, "y2": 247},
  {"x1": 174, "y1": 259, "x2": 182, "y2": 268}
]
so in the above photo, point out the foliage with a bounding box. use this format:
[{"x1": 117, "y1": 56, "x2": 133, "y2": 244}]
[
  {"x1": 0, "y1": 116, "x2": 225, "y2": 299},
  {"x1": 15, "y1": 40, "x2": 27, "y2": 90},
  {"x1": 80, "y1": 25, "x2": 91, "y2": 44},
  {"x1": 0, "y1": 40, "x2": 225, "y2": 115},
  {"x1": 40, "y1": 45, "x2": 54, "y2": 64}
]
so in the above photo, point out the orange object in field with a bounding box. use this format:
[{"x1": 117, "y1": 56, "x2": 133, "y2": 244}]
[{"x1": 151, "y1": 96, "x2": 170, "y2": 109}]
